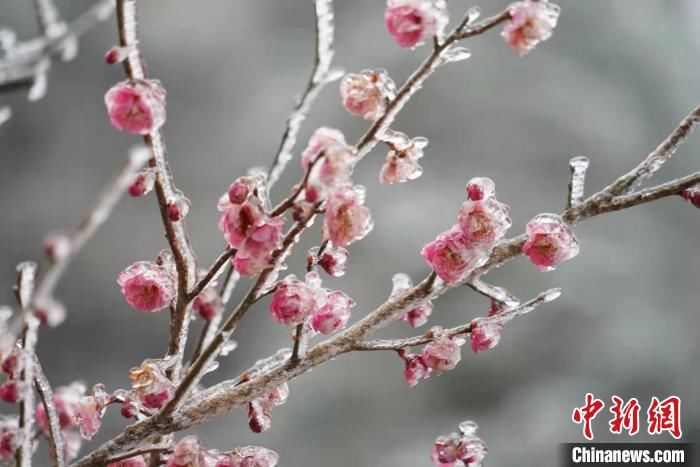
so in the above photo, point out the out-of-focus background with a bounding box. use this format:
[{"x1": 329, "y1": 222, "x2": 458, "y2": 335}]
[{"x1": 1, "y1": 0, "x2": 699, "y2": 465}]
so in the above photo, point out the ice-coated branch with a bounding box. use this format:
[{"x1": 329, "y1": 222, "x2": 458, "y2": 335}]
[
  {"x1": 567, "y1": 156, "x2": 590, "y2": 209},
  {"x1": 32, "y1": 147, "x2": 149, "y2": 306},
  {"x1": 186, "y1": 248, "x2": 236, "y2": 302},
  {"x1": 115, "y1": 0, "x2": 198, "y2": 380},
  {"x1": 15, "y1": 262, "x2": 38, "y2": 467},
  {"x1": 465, "y1": 279, "x2": 520, "y2": 309},
  {"x1": 267, "y1": 0, "x2": 341, "y2": 189},
  {"x1": 606, "y1": 105, "x2": 700, "y2": 195},
  {"x1": 31, "y1": 0, "x2": 63, "y2": 37},
  {"x1": 105, "y1": 445, "x2": 171, "y2": 464},
  {"x1": 33, "y1": 354, "x2": 65, "y2": 467}
]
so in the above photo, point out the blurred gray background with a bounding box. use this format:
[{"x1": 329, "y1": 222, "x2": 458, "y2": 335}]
[{"x1": 1, "y1": 0, "x2": 699, "y2": 465}]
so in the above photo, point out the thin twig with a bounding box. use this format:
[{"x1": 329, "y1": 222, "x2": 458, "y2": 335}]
[
  {"x1": 186, "y1": 248, "x2": 236, "y2": 302},
  {"x1": 33, "y1": 354, "x2": 65, "y2": 467},
  {"x1": 105, "y1": 445, "x2": 171, "y2": 464},
  {"x1": 270, "y1": 153, "x2": 323, "y2": 216},
  {"x1": 267, "y1": 0, "x2": 340, "y2": 189},
  {"x1": 465, "y1": 279, "x2": 520, "y2": 308}
]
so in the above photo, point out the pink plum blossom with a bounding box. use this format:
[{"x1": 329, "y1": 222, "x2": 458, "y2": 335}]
[
  {"x1": 247, "y1": 399, "x2": 273, "y2": 434},
  {"x1": 385, "y1": 0, "x2": 448, "y2": 49},
  {"x1": 73, "y1": 394, "x2": 106, "y2": 440},
  {"x1": 681, "y1": 185, "x2": 700, "y2": 208},
  {"x1": 167, "y1": 436, "x2": 208, "y2": 467},
  {"x1": 128, "y1": 169, "x2": 156, "y2": 197},
  {"x1": 390, "y1": 274, "x2": 434, "y2": 327},
  {"x1": 300, "y1": 127, "x2": 347, "y2": 171},
  {"x1": 340, "y1": 70, "x2": 395, "y2": 120},
  {"x1": 269, "y1": 272, "x2": 324, "y2": 326},
  {"x1": 457, "y1": 197, "x2": 511, "y2": 249},
  {"x1": 129, "y1": 359, "x2": 176, "y2": 409},
  {"x1": 311, "y1": 290, "x2": 356, "y2": 334},
  {"x1": 309, "y1": 245, "x2": 349, "y2": 277},
  {"x1": 421, "y1": 226, "x2": 487, "y2": 283},
  {"x1": 421, "y1": 336, "x2": 462, "y2": 373},
  {"x1": 502, "y1": 0, "x2": 561, "y2": 57},
  {"x1": 432, "y1": 421, "x2": 488, "y2": 467},
  {"x1": 0, "y1": 417, "x2": 19, "y2": 461},
  {"x1": 401, "y1": 352, "x2": 431, "y2": 387},
  {"x1": 117, "y1": 261, "x2": 176, "y2": 312},
  {"x1": 105, "y1": 79, "x2": 166, "y2": 134},
  {"x1": 470, "y1": 321, "x2": 502, "y2": 353},
  {"x1": 167, "y1": 195, "x2": 191, "y2": 222},
  {"x1": 0, "y1": 381, "x2": 21, "y2": 404},
  {"x1": 522, "y1": 213, "x2": 579, "y2": 271},
  {"x1": 193, "y1": 286, "x2": 224, "y2": 321},
  {"x1": 323, "y1": 183, "x2": 373, "y2": 247},
  {"x1": 466, "y1": 177, "x2": 496, "y2": 201},
  {"x1": 379, "y1": 130, "x2": 427, "y2": 184},
  {"x1": 215, "y1": 446, "x2": 279, "y2": 467}
]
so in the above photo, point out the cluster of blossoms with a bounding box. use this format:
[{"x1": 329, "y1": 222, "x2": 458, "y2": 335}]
[
  {"x1": 399, "y1": 333, "x2": 464, "y2": 387},
  {"x1": 164, "y1": 436, "x2": 279, "y2": 467},
  {"x1": 431, "y1": 421, "x2": 488, "y2": 467},
  {"x1": 269, "y1": 271, "x2": 356, "y2": 335},
  {"x1": 422, "y1": 178, "x2": 511, "y2": 283}
]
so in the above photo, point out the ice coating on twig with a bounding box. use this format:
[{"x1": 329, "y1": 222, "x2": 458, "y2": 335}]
[{"x1": 567, "y1": 156, "x2": 590, "y2": 209}]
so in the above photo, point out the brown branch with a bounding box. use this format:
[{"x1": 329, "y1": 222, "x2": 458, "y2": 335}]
[
  {"x1": 33, "y1": 354, "x2": 64, "y2": 467},
  {"x1": 105, "y1": 445, "x2": 171, "y2": 464},
  {"x1": 116, "y1": 0, "x2": 198, "y2": 381},
  {"x1": 186, "y1": 248, "x2": 236, "y2": 302},
  {"x1": 270, "y1": 153, "x2": 323, "y2": 216},
  {"x1": 267, "y1": 0, "x2": 340, "y2": 189}
]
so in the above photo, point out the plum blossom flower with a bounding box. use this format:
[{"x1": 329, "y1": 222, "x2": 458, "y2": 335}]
[
  {"x1": 215, "y1": 446, "x2": 279, "y2": 467},
  {"x1": 323, "y1": 183, "x2": 373, "y2": 247},
  {"x1": 432, "y1": 421, "x2": 488, "y2": 467},
  {"x1": 308, "y1": 245, "x2": 350, "y2": 277},
  {"x1": 167, "y1": 194, "x2": 191, "y2": 222},
  {"x1": 128, "y1": 169, "x2": 156, "y2": 197},
  {"x1": 522, "y1": 213, "x2": 579, "y2": 271},
  {"x1": 379, "y1": 131, "x2": 428, "y2": 184},
  {"x1": 421, "y1": 336, "x2": 462, "y2": 373},
  {"x1": 340, "y1": 70, "x2": 395, "y2": 120},
  {"x1": 470, "y1": 321, "x2": 502, "y2": 353},
  {"x1": 0, "y1": 417, "x2": 19, "y2": 461},
  {"x1": 129, "y1": 359, "x2": 176, "y2": 409},
  {"x1": 193, "y1": 286, "x2": 224, "y2": 321},
  {"x1": 421, "y1": 226, "x2": 487, "y2": 283},
  {"x1": 390, "y1": 274, "x2": 434, "y2": 327},
  {"x1": 385, "y1": 0, "x2": 448, "y2": 49},
  {"x1": 457, "y1": 197, "x2": 511, "y2": 249},
  {"x1": 502, "y1": 0, "x2": 561, "y2": 56},
  {"x1": 466, "y1": 177, "x2": 496, "y2": 201},
  {"x1": 400, "y1": 351, "x2": 431, "y2": 387},
  {"x1": 117, "y1": 261, "x2": 176, "y2": 312},
  {"x1": 300, "y1": 127, "x2": 347, "y2": 171},
  {"x1": 167, "y1": 436, "x2": 208, "y2": 467},
  {"x1": 311, "y1": 290, "x2": 356, "y2": 335},
  {"x1": 0, "y1": 380, "x2": 23, "y2": 404},
  {"x1": 73, "y1": 392, "x2": 107, "y2": 440},
  {"x1": 108, "y1": 456, "x2": 148, "y2": 467},
  {"x1": 269, "y1": 272, "x2": 324, "y2": 326},
  {"x1": 105, "y1": 79, "x2": 166, "y2": 134}
]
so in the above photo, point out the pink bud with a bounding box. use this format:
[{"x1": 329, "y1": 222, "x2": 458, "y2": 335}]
[
  {"x1": 311, "y1": 290, "x2": 356, "y2": 335},
  {"x1": 421, "y1": 226, "x2": 487, "y2": 283},
  {"x1": 300, "y1": 127, "x2": 346, "y2": 171},
  {"x1": 117, "y1": 261, "x2": 176, "y2": 312},
  {"x1": 502, "y1": 0, "x2": 561, "y2": 56},
  {"x1": 681, "y1": 186, "x2": 700, "y2": 208},
  {"x1": 128, "y1": 169, "x2": 156, "y2": 197},
  {"x1": 105, "y1": 79, "x2": 166, "y2": 134},
  {"x1": 385, "y1": 0, "x2": 448, "y2": 49},
  {"x1": 104, "y1": 46, "x2": 129, "y2": 65},
  {"x1": 43, "y1": 233, "x2": 71, "y2": 262},
  {"x1": 323, "y1": 183, "x2": 373, "y2": 248},
  {"x1": 522, "y1": 213, "x2": 579, "y2": 271},
  {"x1": 390, "y1": 274, "x2": 434, "y2": 327},
  {"x1": 120, "y1": 396, "x2": 139, "y2": 419},
  {"x1": 340, "y1": 70, "x2": 395, "y2": 121},
  {"x1": 0, "y1": 418, "x2": 20, "y2": 460},
  {"x1": 269, "y1": 273, "x2": 323, "y2": 326},
  {"x1": 470, "y1": 321, "x2": 502, "y2": 353},
  {"x1": 228, "y1": 177, "x2": 253, "y2": 205},
  {"x1": 193, "y1": 287, "x2": 224, "y2": 321},
  {"x1": 0, "y1": 381, "x2": 21, "y2": 404},
  {"x1": 431, "y1": 434, "x2": 461, "y2": 466},
  {"x1": 308, "y1": 245, "x2": 349, "y2": 277},
  {"x1": 247, "y1": 400, "x2": 273, "y2": 434},
  {"x1": 421, "y1": 337, "x2": 462, "y2": 374},
  {"x1": 401, "y1": 352, "x2": 431, "y2": 387},
  {"x1": 466, "y1": 177, "x2": 496, "y2": 201},
  {"x1": 73, "y1": 395, "x2": 105, "y2": 440},
  {"x1": 1, "y1": 348, "x2": 22, "y2": 376},
  {"x1": 167, "y1": 195, "x2": 191, "y2": 222}
]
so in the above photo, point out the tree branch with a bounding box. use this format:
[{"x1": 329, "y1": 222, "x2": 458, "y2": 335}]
[
  {"x1": 33, "y1": 354, "x2": 65, "y2": 467},
  {"x1": 567, "y1": 156, "x2": 590, "y2": 209}
]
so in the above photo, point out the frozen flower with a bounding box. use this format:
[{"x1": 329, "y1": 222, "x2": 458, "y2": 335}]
[
  {"x1": 43, "y1": 232, "x2": 71, "y2": 262},
  {"x1": 522, "y1": 213, "x2": 579, "y2": 271},
  {"x1": 421, "y1": 226, "x2": 487, "y2": 283},
  {"x1": 470, "y1": 321, "x2": 502, "y2": 353},
  {"x1": 73, "y1": 394, "x2": 106, "y2": 440},
  {"x1": 167, "y1": 195, "x2": 191, "y2": 222},
  {"x1": 379, "y1": 131, "x2": 427, "y2": 184},
  {"x1": 104, "y1": 46, "x2": 129, "y2": 65},
  {"x1": 128, "y1": 169, "x2": 156, "y2": 197},
  {"x1": 1, "y1": 347, "x2": 23, "y2": 376},
  {"x1": 390, "y1": 274, "x2": 434, "y2": 327},
  {"x1": 323, "y1": 183, "x2": 373, "y2": 247},
  {"x1": 36, "y1": 383, "x2": 85, "y2": 432},
  {"x1": 0, "y1": 380, "x2": 22, "y2": 404},
  {"x1": 129, "y1": 359, "x2": 175, "y2": 410},
  {"x1": 315, "y1": 143, "x2": 355, "y2": 188},
  {"x1": 502, "y1": 0, "x2": 560, "y2": 56},
  {"x1": 108, "y1": 456, "x2": 148, "y2": 467},
  {"x1": 432, "y1": 422, "x2": 488, "y2": 467},
  {"x1": 466, "y1": 177, "x2": 496, "y2": 201},
  {"x1": 258, "y1": 383, "x2": 289, "y2": 413},
  {"x1": 269, "y1": 272, "x2": 324, "y2": 326},
  {"x1": 681, "y1": 185, "x2": 700, "y2": 208},
  {"x1": 311, "y1": 290, "x2": 356, "y2": 334},
  {"x1": 120, "y1": 395, "x2": 140, "y2": 419},
  {"x1": 301, "y1": 127, "x2": 347, "y2": 171},
  {"x1": 34, "y1": 296, "x2": 67, "y2": 327},
  {"x1": 193, "y1": 287, "x2": 224, "y2": 321},
  {"x1": 431, "y1": 433, "x2": 462, "y2": 466},
  {"x1": 117, "y1": 261, "x2": 176, "y2": 312},
  {"x1": 248, "y1": 399, "x2": 273, "y2": 434},
  {"x1": 215, "y1": 446, "x2": 279, "y2": 467},
  {"x1": 167, "y1": 436, "x2": 208, "y2": 467},
  {"x1": 457, "y1": 197, "x2": 511, "y2": 249},
  {"x1": 227, "y1": 177, "x2": 254, "y2": 205},
  {"x1": 421, "y1": 336, "x2": 462, "y2": 373},
  {"x1": 0, "y1": 417, "x2": 19, "y2": 460},
  {"x1": 340, "y1": 70, "x2": 395, "y2": 121},
  {"x1": 385, "y1": 0, "x2": 448, "y2": 49},
  {"x1": 309, "y1": 245, "x2": 350, "y2": 277},
  {"x1": 401, "y1": 352, "x2": 431, "y2": 387},
  {"x1": 105, "y1": 79, "x2": 166, "y2": 134}
]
